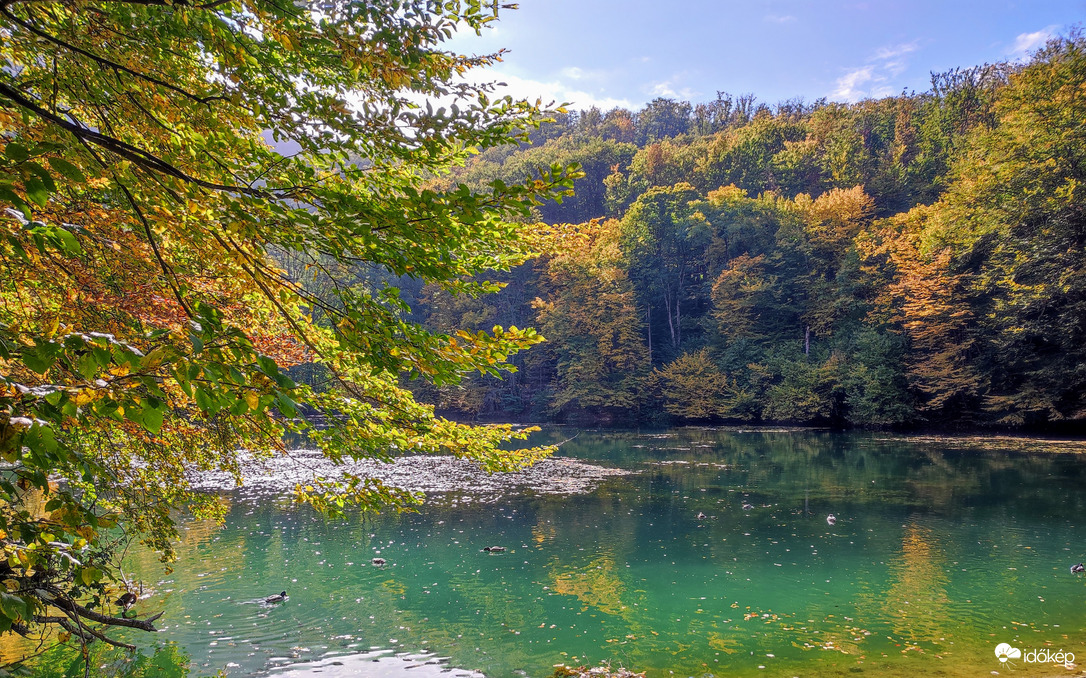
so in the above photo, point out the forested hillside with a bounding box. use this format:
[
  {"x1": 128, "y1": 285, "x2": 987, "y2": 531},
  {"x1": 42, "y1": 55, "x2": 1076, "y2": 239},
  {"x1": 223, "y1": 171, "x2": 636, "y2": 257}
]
[{"x1": 407, "y1": 33, "x2": 1086, "y2": 430}]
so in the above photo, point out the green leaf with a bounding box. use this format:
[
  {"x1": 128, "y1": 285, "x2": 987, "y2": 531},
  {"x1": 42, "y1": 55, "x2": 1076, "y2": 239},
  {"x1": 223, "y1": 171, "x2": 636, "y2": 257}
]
[
  {"x1": 142, "y1": 405, "x2": 164, "y2": 433},
  {"x1": 0, "y1": 593, "x2": 27, "y2": 621},
  {"x1": 257, "y1": 355, "x2": 279, "y2": 376},
  {"x1": 3, "y1": 143, "x2": 28, "y2": 163},
  {"x1": 194, "y1": 388, "x2": 214, "y2": 413},
  {"x1": 46, "y1": 157, "x2": 87, "y2": 184},
  {"x1": 53, "y1": 227, "x2": 80, "y2": 254},
  {"x1": 0, "y1": 186, "x2": 31, "y2": 220},
  {"x1": 21, "y1": 342, "x2": 61, "y2": 374},
  {"x1": 276, "y1": 393, "x2": 298, "y2": 418},
  {"x1": 140, "y1": 346, "x2": 168, "y2": 370},
  {"x1": 76, "y1": 352, "x2": 99, "y2": 381},
  {"x1": 78, "y1": 566, "x2": 102, "y2": 586},
  {"x1": 24, "y1": 163, "x2": 55, "y2": 193},
  {"x1": 24, "y1": 178, "x2": 49, "y2": 207}
]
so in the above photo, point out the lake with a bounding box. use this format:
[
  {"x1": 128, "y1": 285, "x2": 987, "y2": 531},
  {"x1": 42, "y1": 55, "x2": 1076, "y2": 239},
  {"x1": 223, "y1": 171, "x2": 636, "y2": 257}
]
[{"x1": 105, "y1": 428, "x2": 1086, "y2": 677}]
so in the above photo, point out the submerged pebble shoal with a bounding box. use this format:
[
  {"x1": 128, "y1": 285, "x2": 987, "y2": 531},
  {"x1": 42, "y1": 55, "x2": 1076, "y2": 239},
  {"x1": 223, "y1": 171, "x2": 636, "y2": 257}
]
[{"x1": 188, "y1": 450, "x2": 634, "y2": 502}]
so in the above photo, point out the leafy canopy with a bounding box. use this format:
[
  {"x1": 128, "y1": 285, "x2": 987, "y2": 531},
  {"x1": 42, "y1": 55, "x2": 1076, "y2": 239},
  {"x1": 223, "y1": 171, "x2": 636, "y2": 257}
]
[{"x1": 0, "y1": 0, "x2": 574, "y2": 651}]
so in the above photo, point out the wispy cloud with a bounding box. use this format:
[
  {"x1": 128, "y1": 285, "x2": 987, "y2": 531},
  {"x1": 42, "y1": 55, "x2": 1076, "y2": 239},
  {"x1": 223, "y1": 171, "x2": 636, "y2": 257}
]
[
  {"x1": 764, "y1": 13, "x2": 797, "y2": 23},
  {"x1": 832, "y1": 39, "x2": 921, "y2": 102},
  {"x1": 833, "y1": 66, "x2": 876, "y2": 101},
  {"x1": 487, "y1": 71, "x2": 635, "y2": 110},
  {"x1": 559, "y1": 66, "x2": 613, "y2": 82},
  {"x1": 882, "y1": 60, "x2": 908, "y2": 77},
  {"x1": 1008, "y1": 25, "x2": 1059, "y2": 57},
  {"x1": 647, "y1": 78, "x2": 699, "y2": 101},
  {"x1": 873, "y1": 41, "x2": 919, "y2": 61}
]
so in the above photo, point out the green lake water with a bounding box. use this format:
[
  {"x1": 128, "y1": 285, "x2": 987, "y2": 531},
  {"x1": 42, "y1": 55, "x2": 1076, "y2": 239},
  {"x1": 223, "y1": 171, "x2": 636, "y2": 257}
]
[{"x1": 111, "y1": 428, "x2": 1086, "y2": 677}]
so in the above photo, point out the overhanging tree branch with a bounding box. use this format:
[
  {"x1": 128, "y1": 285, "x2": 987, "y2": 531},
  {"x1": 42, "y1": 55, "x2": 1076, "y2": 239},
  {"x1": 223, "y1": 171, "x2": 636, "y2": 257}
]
[
  {"x1": 0, "y1": 82, "x2": 277, "y2": 197},
  {"x1": 0, "y1": 5, "x2": 228, "y2": 105}
]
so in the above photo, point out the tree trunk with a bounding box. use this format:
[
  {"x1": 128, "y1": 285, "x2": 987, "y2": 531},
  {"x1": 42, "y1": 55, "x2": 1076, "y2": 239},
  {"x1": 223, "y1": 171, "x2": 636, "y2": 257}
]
[
  {"x1": 676, "y1": 261, "x2": 685, "y2": 349},
  {"x1": 664, "y1": 290, "x2": 677, "y2": 348},
  {"x1": 675, "y1": 293, "x2": 681, "y2": 349},
  {"x1": 646, "y1": 304, "x2": 653, "y2": 363}
]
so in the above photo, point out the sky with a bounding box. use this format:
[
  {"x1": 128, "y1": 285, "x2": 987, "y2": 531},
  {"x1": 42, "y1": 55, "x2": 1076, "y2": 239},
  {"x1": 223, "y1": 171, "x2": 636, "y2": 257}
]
[{"x1": 449, "y1": 0, "x2": 1086, "y2": 110}]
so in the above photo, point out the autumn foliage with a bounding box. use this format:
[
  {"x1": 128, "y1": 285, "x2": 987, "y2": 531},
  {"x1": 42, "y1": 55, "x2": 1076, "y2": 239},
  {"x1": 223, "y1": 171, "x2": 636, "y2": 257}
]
[
  {"x1": 0, "y1": 0, "x2": 575, "y2": 656},
  {"x1": 416, "y1": 31, "x2": 1086, "y2": 431}
]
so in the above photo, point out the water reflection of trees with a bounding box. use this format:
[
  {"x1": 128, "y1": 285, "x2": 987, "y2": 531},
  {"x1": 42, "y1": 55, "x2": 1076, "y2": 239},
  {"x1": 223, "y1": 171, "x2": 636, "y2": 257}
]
[
  {"x1": 17, "y1": 643, "x2": 190, "y2": 678},
  {"x1": 875, "y1": 519, "x2": 951, "y2": 645},
  {"x1": 104, "y1": 429, "x2": 1086, "y2": 678},
  {"x1": 550, "y1": 555, "x2": 630, "y2": 618},
  {"x1": 551, "y1": 427, "x2": 1086, "y2": 521}
]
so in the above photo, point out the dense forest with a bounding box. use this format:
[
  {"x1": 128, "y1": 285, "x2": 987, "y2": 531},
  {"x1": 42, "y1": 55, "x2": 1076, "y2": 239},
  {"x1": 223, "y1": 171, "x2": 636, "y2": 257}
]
[{"x1": 399, "y1": 33, "x2": 1086, "y2": 430}]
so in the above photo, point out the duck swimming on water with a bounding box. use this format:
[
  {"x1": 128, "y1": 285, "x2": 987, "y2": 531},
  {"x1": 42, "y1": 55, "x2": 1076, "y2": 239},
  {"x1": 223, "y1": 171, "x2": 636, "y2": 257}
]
[
  {"x1": 372, "y1": 557, "x2": 386, "y2": 566},
  {"x1": 482, "y1": 546, "x2": 505, "y2": 552},
  {"x1": 1072, "y1": 563, "x2": 1084, "y2": 574},
  {"x1": 264, "y1": 591, "x2": 287, "y2": 604},
  {"x1": 116, "y1": 592, "x2": 137, "y2": 610},
  {"x1": 826, "y1": 514, "x2": 837, "y2": 526}
]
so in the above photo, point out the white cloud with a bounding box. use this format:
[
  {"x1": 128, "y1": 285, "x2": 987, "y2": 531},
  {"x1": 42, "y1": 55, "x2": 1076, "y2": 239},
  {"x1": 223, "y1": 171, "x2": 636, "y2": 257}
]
[
  {"x1": 558, "y1": 66, "x2": 612, "y2": 83},
  {"x1": 832, "y1": 66, "x2": 876, "y2": 102},
  {"x1": 1008, "y1": 25, "x2": 1059, "y2": 57},
  {"x1": 487, "y1": 71, "x2": 634, "y2": 110},
  {"x1": 883, "y1": 60, "x2": 907, "y2": 77},
  {"x1": 831, "y1": 39, "x2": 921, "y2": 102},
  {"x1": 648, "y1": 81, "x2": 697, "y2": 100},
  {"x1": 764, "y1": 13, "x2": 797, "y2": 23},
  {"x1": 643, "y1": 72, "x2": 700, "y2": 101},
  {"x1": 873, "y1": 41, "x2": 919, "y2": 61}
]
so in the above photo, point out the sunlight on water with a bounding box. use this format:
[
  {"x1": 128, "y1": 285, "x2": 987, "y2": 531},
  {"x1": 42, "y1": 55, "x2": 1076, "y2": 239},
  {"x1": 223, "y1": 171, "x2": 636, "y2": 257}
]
[{"x1": 114, "y1": 428, "x2": 1086, "y2": 677}]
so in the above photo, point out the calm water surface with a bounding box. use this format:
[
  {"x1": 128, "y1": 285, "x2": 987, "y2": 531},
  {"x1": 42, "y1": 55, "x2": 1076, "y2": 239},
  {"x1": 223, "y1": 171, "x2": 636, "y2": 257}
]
[{"x1": 124, "y1": 428, "x2": 1086, "y2": 677}]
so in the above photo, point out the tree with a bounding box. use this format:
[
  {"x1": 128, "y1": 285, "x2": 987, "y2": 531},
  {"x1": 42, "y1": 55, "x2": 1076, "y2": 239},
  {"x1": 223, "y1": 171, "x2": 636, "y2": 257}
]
[
  {"x1": 710, "y1": 253, "x2": 772, "y2": 340},
  {"x1": 791, "y1": 186, "x2": 875, "y2": 340},
  {"x1": 858, "y1": 211, "x2": 983, "y2": 420},
  {"x1": 653, "y1": 349, "x2": 752, "y2": 421},
  {"x1": 533, "y1": 220, "x2": 648, "y2": 420},
  {"x1": 621, "y1": 183, "x2": 706, "y2": 359},
  {"x1": 920, "y1": 33, "x2": 1086, "y2": 425},
  {"x1": 637, "y1": 98, "x2": 692, "y2": 142},
  {"x1": 0, "y1": 0, "x2": 573, "y2": 657}
]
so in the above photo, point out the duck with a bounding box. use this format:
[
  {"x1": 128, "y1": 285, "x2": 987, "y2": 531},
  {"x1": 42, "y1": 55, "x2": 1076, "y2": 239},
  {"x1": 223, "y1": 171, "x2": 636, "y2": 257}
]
[
  {"x1": 1072, "y1": 563, "x2": 1084, "y2": 574},
  {"x1": 115, "y1": 591, "x2": 138, "y2": 610},
  {"x1": 264, "y1": 591, "x2": 288, "y2": 604},
  {"x1": 482, "y1": 546, "x2": 506, "y2": 552},
  {"x1": 826, "y1": 514, "x2": 837, "y2": 526},
  {"x1": 741, "y1": 503, "x2": 754, "y2": 511},
  {"x1": 371, "y1": 557, "x2": 386, "y2": 566},
  {"x1": 696, "y1": 512, "x2": 707, "y2": 520}
]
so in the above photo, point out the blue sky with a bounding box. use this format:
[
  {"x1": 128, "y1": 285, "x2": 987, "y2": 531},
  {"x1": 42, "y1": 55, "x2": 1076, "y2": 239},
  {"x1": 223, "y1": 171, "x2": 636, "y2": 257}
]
[{"x1": 450, "y1": 1, "x2": 1085, "y2": 110}]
